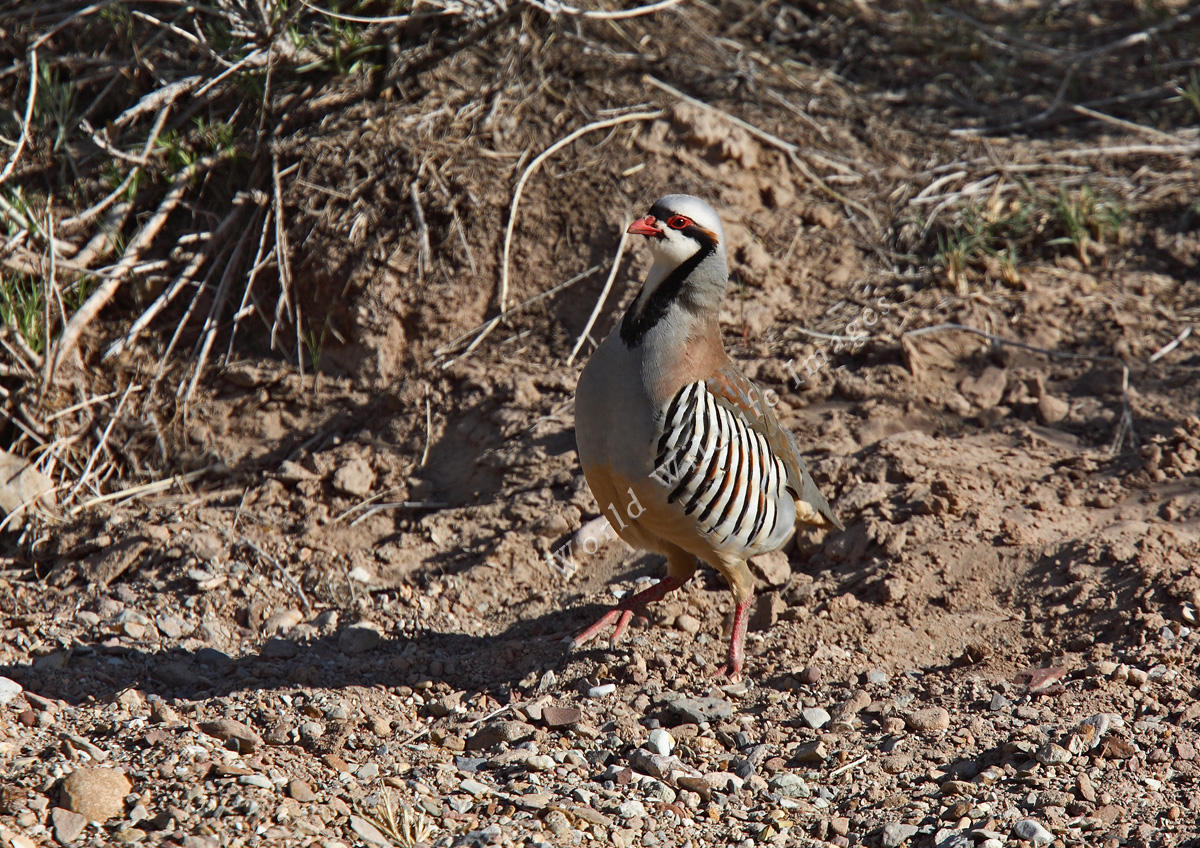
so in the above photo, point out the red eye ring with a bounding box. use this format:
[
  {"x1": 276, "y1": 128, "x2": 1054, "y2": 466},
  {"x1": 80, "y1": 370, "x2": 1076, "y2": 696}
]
[{"x1": 666, "y1": 215, "x2": 691, "y2": 229}]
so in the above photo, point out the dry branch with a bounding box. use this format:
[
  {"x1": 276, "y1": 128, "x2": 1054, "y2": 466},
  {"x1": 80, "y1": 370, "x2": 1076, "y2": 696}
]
[
  {"x1": 47, "y1": 151, "x2": 232, "y2": 386},
  {"x1": 0, "y1": 49, "x2": 36, "y2": 187},
  {"x1": 566, "y1": 231, "x2": 628, "y2": 366}
]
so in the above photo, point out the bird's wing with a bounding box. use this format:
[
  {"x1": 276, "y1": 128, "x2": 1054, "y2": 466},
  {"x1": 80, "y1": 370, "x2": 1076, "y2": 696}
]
[{"x1": 704, "y1": 361, "x2": 843, "y2": 530}]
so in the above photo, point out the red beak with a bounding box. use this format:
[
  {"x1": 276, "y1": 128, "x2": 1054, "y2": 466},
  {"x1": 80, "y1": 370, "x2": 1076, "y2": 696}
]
[{"x1": 627, "y1": 215, "x2": 662, "y2": 238}]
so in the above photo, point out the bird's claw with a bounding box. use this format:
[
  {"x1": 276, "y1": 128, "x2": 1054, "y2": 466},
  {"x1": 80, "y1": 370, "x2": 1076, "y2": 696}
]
[{"x1": 570, "y1": 606, "x2": 642, "y2": 649}]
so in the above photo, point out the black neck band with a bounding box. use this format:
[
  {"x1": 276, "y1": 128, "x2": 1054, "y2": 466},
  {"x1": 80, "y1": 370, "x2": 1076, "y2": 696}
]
[{"x1": 620, "y1": 228, "x2": 716, "y2": 347}]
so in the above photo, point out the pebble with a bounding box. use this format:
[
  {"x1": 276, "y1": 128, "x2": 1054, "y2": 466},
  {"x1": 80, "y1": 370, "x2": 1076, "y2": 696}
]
[
  {"x1": 865, "y1": 670, "x2": 888, "y2": 685},
  {"x1": 237, "y1": 774, "x2": 273, "y2": 790},
  {"x1": 525, "y1": 755, "x2": 555, "y2": 772},
  {"x1": 0, "y1": 676, "x2": 23, "y2": 706},
  {"x1": 198, "y1": 719, "x2": 262, "y2": 753},
  {"x1": 459, "y1": 779, "x2": 490, "y2": 796},
  {"x1": 155, "y1": 614, "x2": 192, "y2": 639},
  {"x1": 1012, "y1": 819, "x2": 1054, "y2": 846},
  {"x1": 587, "y1": 683, "x2": 617, "y2": 698},
  {"x1": 768, "y1": 772, "x2": 809, "y2": 798},
  {"x1": 1036, "y1": 743, "x2": 1072, "y2": 765},
  {"x1": 60, "y1": 768, "x2": 131, "y2": 822},
  {"x1": 348, "y1": 815, "x2": 389, "y2": 846},
  {"x1": 541, "y1": 706, "x2": 581, "y2": 727},
  {"x1": 333, "y1": 458, "x2": 375, "y2": 496},
  {"x1": 287, "y1": 779, "x2": 317, "y2": 802},
  {"x1": 666, "y1": 696, "x2": 733, "y2": 724},
  {"x1": 801, "y1": 707, "x2": 831, "y2": 730},
  {"x1": 675, "y1": 614, "x2": 702, "y2": 635},
  {"x1": 880, "y1": 822, "x2": 919, "y2": 847},
  {"x1": 338, "y1": 622, "x2": 383, "y2": 655},
  {"x1": 50, "y1": 807, "x2": 87, "y2": 843},
  {"x1": 646, "y1": 728, "x2": 675, "y2": 756},
  {"x1": 263, "y1": 637, "x2": 298, "y2": 659},
  {"x1": 905, "y1": 706, "x2": 950, "y2": 733},
  {"x1": 617, "y1": 800, "x2": 647, "y2": 819},
  {"x1": 263, "y1": 609, "x2": 303, "y2": 635}
]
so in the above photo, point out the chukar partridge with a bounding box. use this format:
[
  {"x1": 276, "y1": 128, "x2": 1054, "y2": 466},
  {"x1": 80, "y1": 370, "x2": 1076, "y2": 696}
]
[{"x1": 572, "y1": 194, "x2": 842, "y2": 680}]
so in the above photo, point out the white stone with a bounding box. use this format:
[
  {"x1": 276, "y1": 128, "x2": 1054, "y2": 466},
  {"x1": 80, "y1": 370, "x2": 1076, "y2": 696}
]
[{"x1": 646, "y1": 728, "x2": 675, "y2": 756}]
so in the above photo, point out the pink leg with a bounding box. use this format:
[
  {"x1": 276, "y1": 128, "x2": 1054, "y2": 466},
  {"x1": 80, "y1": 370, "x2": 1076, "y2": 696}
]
[
  {"x1": 712, "y1": 595, "x2": 751, "y2": 681},
  {"x1": 571, "y1": 573, "x2": 692, "y2": 648}
]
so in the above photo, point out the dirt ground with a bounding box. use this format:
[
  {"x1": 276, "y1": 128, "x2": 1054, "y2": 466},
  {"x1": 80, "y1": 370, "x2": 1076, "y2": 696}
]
[{"x1": 2, "y1": 1, "x2": 1200, "y2": 847}]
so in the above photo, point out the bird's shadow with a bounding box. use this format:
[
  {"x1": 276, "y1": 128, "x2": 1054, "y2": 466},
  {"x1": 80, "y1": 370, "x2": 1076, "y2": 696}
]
[{"x1": 0, "y1": 605, "x2": 612, "y2": 708}]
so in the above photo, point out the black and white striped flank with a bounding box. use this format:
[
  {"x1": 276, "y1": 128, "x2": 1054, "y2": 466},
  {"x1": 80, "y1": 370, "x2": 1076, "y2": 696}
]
[{"x1": 651, "y1": 381, "x2": 793, "y2": 551}]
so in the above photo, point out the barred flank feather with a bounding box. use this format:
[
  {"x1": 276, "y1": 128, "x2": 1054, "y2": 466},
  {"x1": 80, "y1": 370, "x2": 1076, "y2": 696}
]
[{"x1": 653, "y1": 380, "x2": 790, "y2": 549}]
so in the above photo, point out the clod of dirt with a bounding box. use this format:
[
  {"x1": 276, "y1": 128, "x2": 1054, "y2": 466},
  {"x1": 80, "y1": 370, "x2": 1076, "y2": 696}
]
[
  {"x1": 59, "y1": 768, "x2": 130, "y2": 823},
  {"x1": 0, "y1": 450, "x2": 54, "y2": 528},
  {"x1": 332, "y1": 458, "x2": 375, "y2": 497}
]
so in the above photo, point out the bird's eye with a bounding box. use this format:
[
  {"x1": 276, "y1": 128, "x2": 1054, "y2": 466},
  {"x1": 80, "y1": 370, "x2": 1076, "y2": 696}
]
[{"x1": 667, "y1": 215, "x2": 691, "y2": 229}]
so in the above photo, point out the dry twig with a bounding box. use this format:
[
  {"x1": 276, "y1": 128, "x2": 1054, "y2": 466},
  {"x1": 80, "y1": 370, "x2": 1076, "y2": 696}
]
[{"x1": 566, "y1": 231, "x2": 628, "y2": 366}]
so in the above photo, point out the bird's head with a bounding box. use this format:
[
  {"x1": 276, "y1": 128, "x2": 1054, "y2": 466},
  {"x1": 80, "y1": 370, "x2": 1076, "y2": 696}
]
[
  {"x1": 627, "y1": 194, "x2": 726, "y2": 270},
  {"x1": 619, "y1": 194, "x2": 729, "y2": 346}
]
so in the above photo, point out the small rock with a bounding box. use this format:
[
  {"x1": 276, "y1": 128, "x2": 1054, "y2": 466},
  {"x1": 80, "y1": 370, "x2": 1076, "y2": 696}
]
[
  {"x1": 674, "y1": 613, "x2": 702, "y2": 635},
  {"x1": 154, "y1": 614, "x2": 192, "y2": 639},
  {"x1": 792, "y1": 740, "x2": 828, "y2": 763},
  {"x1": 338, "y1": 621, "x2": 383, "y2": 655},
  {"x1": 989, "y1": 693, "x2": 1009, "y2": 711},
  {"x1": 263, "y1": 609, "x2": 303, "y2": 635},
  {"x1": 906, "y1": 707, "x2": 950, "y2": 733},
  {"x1": 287, "y1": 779, "x2": 316, "y2": 802},
  {"x1": 865, "y1": 670, "x2": 889, "y2": 685},
  {"x1": 0, "y1": 676, "x2": 23, "y2": 706},
  {"x1": 347, "y1": 565, "x2": 373, "y2": 584},
  {"x1": 801, "y1": 707, "x2": 831, "y2": 730},
  {"x1": 768, "y1": 772, "x2": 809, "y2": 798},
  {"x1": 881, "y1": 822, "x2": 919, "y2": 848},
  {"x1": 262, "y1": 637, "x2": 298, "y2": 659},
  {"x1": 1037, "y1": 393, "x2": 1070, "y2": 425},
  {"x1": 666, "y1": 696, "x2": 733, "y2": 724},
  {"x1": 1011, "y1": 819, "x2": 1054, "y2": 846},
  {"x1": 587, "y1": 683, "x2": 617, "y2": 698},
  {"x1": 959, "y1": 367, "x2": 1007, "y2": 409},
  {"x1": 51, "y1": 807, "x2": 87, "y2": 844},
  {"x1": 198, "y1": 719, "x2": 262, "y2": 753},
  {"x1": 1036, "y1": 743, "x2": 1071, "y2": 765},
  {"x1": 798, "y1": 666, "x2": 822, "y2": 685},
  {"x1": 349, "y1": 815, "x2": 389, "y2": 846},
  {"x1": 540, "y1": 705, "x2": 581, "y2": 728},
  {"x1": 525, "y1": 754, "x2": 555, "y2": 772},
  {"x1": 617, "y1": 799, "x2": 647, "y2": 819},
  {"x1": 750, "y1": 550, "x2": 790, "y2": 586},
  {"x1": 59, "y1": 768, "x2": 131, "y2": 822},
  {"x1": 333, "y1": 458, "x2": 375, "y2": 497},
  {"x1": 0, "y1": 450, "x2": 55, "y2": 526},
  {"x1": 237, "y1": 774, "x2": 273, "y2": 790},
  {"x1": 646, "y1": 728, "x2": 675, "y2": 756},
  {"x1": 459, "y1": 778, "x2": 490, "y2": 797}
]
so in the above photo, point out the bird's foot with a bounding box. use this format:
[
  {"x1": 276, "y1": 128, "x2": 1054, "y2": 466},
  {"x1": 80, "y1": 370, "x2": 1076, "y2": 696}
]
[
  {"x1": 568, "y1": 574, "x2": 690, "y2": 650},
  {"x1": 710, "y1": 659, "x2": 743, "y2": 683},
  {"x1": 569, "y1": 606, "x2": 641, "y2": 649}
]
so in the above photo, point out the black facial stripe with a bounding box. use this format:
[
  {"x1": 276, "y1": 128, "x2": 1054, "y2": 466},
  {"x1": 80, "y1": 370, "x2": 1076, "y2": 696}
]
[{"x1": 620, "y1": 226, "x2": 718, "y2": 347}]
